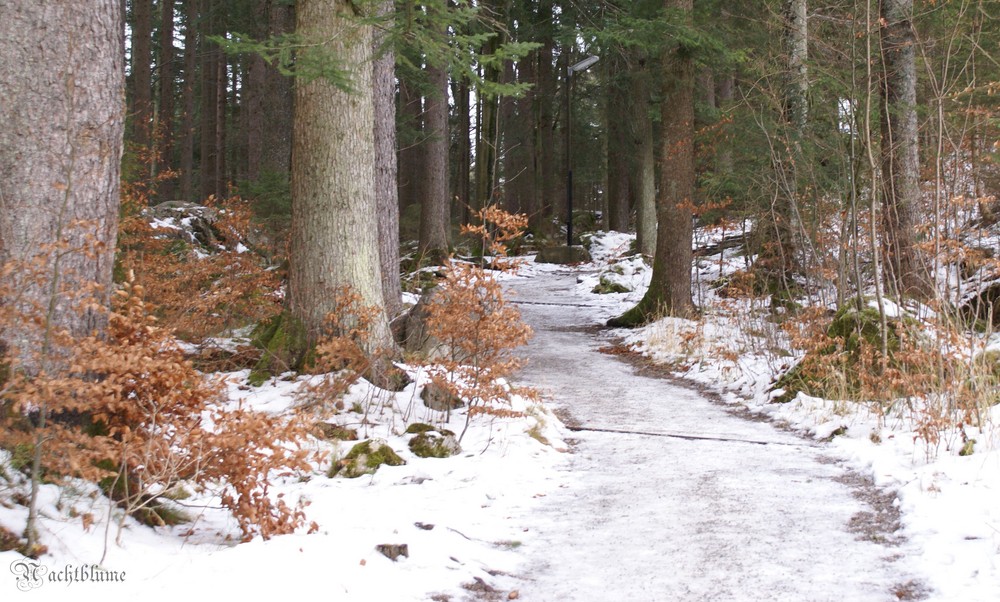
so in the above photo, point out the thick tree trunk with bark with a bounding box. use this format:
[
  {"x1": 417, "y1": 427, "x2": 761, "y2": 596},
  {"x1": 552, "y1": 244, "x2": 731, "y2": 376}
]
[
  {"x1": 784, "y1": 0, "x2": 808, "y2": 132},
  {"x1": 879, "y1": 0, "x2": 932, "y2": 299},
  {"x1": 290, "y1": 0, "x2": 393, "y2": 351},
  {"x1": 609, "y1": 0, "x2": 694, "y2": 325},
  {"x1": 774, "y1": 0, "x2": 809, "y2": 274},
  {"x1": 373, "y1": 0, "x2": 402, "y2": 318},
  {"x1": 0, "y1": 0, "x2": 125, "y2": 360},
  {"x1": 419, "y1": 61, "x2": 450, "y2": 262}
]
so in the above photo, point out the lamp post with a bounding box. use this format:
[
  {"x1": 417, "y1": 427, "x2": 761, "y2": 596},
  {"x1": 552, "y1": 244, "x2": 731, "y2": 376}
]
[{"x1": 565, "y1": 54, "x2": 600, "y2": 247}]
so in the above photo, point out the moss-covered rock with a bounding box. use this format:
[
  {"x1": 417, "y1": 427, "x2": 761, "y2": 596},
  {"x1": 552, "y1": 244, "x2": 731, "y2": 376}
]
[
  {"x1": 404, "y1": 423, "x2": 436, "y2": 434},
  {"x1": 772, "y1": 300, "x2": 914, "y2": 403},
  {"x1": 408, "y1": 428, "x2": 461, "y2": 459},
  {"x1": 592, "y1": 275, "x2": 631, "y2": 294},
  {"x1": 329, "y1": 439, "x2": 406, "y2": 478},
  {"x1": 421, "y1": 381, "x2": 464, "y2": 411},
  {"x1": 825, "y1": 304, "x2": 903, "y2": 355}
]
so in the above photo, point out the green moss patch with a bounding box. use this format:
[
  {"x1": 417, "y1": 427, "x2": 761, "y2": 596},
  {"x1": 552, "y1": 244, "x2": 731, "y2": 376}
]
[
  {"x1": 773, "y1": 301, "x2": 919, "y2": 403},
  {"x1": 592, "y1": 276, "x2": 631, "y2": 294},
  {"x1": 404, "y1": 423, "x2": 436, "y2": 434},
  {"x1": 329, "y1": 439, "x2": 406, "y2": 478},
  {"x1": 408, "y1": 427, "x2": 461, "y2": 459}
]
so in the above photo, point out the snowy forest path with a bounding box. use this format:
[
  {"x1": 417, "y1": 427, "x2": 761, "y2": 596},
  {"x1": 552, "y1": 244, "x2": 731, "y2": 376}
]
[{"x1": 502, "y1": 268, "x2": 924, "y2": 601}]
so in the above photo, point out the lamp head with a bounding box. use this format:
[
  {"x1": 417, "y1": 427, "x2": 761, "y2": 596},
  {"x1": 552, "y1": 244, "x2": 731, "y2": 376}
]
[{"x1": 568, "y1": 55, "x2": 600, "y2": 75}]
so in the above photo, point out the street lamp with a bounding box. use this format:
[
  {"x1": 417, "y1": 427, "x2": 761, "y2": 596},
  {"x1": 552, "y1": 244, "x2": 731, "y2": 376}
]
[{"x1": 566, "y1": 54, "x2": 599, "y2": 247}]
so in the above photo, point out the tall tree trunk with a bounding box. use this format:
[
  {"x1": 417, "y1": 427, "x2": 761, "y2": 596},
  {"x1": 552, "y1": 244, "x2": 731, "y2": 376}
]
[
  {"x1": 607, "y1": 54, "x2": 632, "y2": 233},
  {"x1": 609, "y1": 0, "x2": 694, "y2": 325},
  {"x1": 157, "y1": 0, "x2": 177, "y2": 200},
  {"x1": 784, "y1": 0, "x2": 808, "y2": 132},
  {"x1": 419, "y1": 60, "x2": 450, "y2": 262},
  {"x1": 715, "y1": 7, "x2": 734, "y2": 179},
  {"x1": 758, "y1": 0, "x2": 808, "y2": 286},
  {"x1": 698, "y1": 69, "x2": 716, "y2": 112},
  {"x1": 879, "y1": 0, "x2": 932, "y2": 298},
  {"x1": 0, "y1": 0, "x2": 125, "y2": 356},
  {"x1": 245, "y1": 6, "x2": 267, "y2": 182},
  {"x1": 261, "y1": 1, "x2": 294, "y2": 174},
  {"x1": 474, "y1": 91, "x2": 499, "y2": 213},
  {"x1": 550, "y1": 48, "x2": 570, "y2": 234},
  {"x1": 631, "y1": 59, "x2": 657, "y2": 257},
  {"x1": 0, "y1": 0, "x2": 124, "y2": 556},
  {"x1": 179, "y1": 0, "x2": 197, "y2": 201},
  {"x1": 396, "y1": 74, "x2": 423, "y2": 212},
  {"x1": 246, "y1": 0, "x2": 294, "y2": 180},
  {"x1": 373, "y1": 0, "x2": 402, "y2": 318},
  {"x1": 290, "y1": 0, "x2": 393, "y2": 351},
  {"x1": 475, "y1": 61, "x2": 500, "y2": 215},
  {"x1": 199, "y1": 0, "x2": 219, "y2": 200},
  {"x1": 514, "y1": 55, "x2": 538, "y2": 221},
  {"x1": 473, "y1": 0, "x2": 505, "y2": 215},
  {"x1": 500, "y1": 59, "x2": 519, "y2": 214},
  {"x1": 769, "y1": 0, "x2": 809, "y2": 283},
  {"x1": 535, "y1": 0, "x2": 557, "y2": 232},
  {"x1": 716, "y1": 69, "x2": 734, "y2": 177},
  {"x1": 215, "y1": 54, "x2": 227, "y2": 196},
  {"x1": 454, "y1": 77, "x2": 472, "y2": 225},
  {"x1": 132, "y1": 0, "x2": 153, "y2": 151}
]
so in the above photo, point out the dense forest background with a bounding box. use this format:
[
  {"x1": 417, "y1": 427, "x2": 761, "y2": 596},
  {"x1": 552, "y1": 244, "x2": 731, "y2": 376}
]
[{"x1": 121, "y1": 0, "x2": 999, "y2": 312}]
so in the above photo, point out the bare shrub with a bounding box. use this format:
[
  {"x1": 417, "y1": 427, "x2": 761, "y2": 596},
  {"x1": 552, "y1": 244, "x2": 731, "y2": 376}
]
[
  {"x1": 1, "y1": 269, "x2": 313, "y2": 546},
  {"x1": 422, "y1": 207, "x2": 536, "y2": 440}
]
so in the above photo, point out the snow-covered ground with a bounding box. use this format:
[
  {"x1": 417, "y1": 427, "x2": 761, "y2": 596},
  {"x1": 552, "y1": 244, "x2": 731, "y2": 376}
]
[
  {"x1": 0, "y1": 366, "x2": 570, "y2": 600},
  {"x1": 1, "y1": 227, "x2": 997, "y2": 600},
  {"x1": 547, "y1": 230, "x2": 999, "y2": 601}
]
